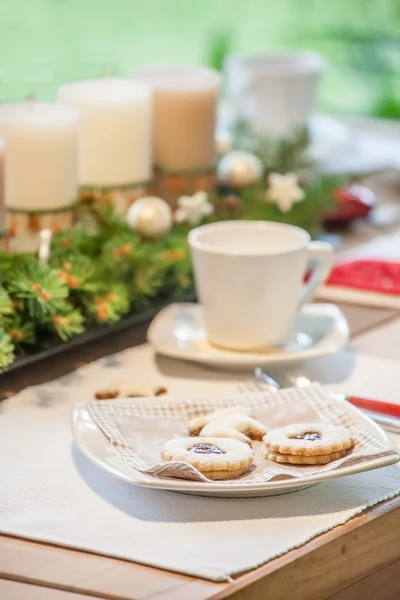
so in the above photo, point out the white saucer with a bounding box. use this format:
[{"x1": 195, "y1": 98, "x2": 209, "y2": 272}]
[{"x1": 147, "y1": 303, "x2": 349, "y2": 369}]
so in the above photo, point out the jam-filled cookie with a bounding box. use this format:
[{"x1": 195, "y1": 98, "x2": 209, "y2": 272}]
[
  {"x1": 161, "y1": 436, "x2": 254, "y2": 480},
  {"x1": 263, "y1": 423, "x2": 353, "y2": 457},
  {"x1": 264, "y1": 448, "x2": 348, "y2": 465}
]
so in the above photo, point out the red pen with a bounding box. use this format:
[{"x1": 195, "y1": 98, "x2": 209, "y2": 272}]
[
  {"x1": 347, "y1": 396, "x2": 400, "y2": 419},
  {"x1": 254, "y1": 369, "x2": 400, "y2": 431}
]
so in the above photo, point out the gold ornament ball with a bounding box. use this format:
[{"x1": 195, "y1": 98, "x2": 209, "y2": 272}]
[
  {"x1": 217, "y1": 151, "x2": 263, "y2": 188},
  {"x1": 127, "y1": 197, "x2": 173, "y2": 240}
]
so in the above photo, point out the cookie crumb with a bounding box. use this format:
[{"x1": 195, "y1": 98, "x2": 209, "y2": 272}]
[
  {"x1": 155, "y1": 387, "x2": 168, "y2": 396},
  {"x1": 94, "y1": 391, "x2": 118, "y2": 400}
]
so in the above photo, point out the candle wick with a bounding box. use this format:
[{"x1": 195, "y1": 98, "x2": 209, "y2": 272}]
[{"x1": 38, "y1": 229, "x2": 52, "y2": 265}]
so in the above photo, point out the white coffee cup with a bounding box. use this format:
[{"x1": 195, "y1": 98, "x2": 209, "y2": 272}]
[
  {"x1": 188, "y1": 221, "x2": 333, "y2": 350},
  {"x1": 224, "y1": 52, "x2": 325, "y2": 138}
]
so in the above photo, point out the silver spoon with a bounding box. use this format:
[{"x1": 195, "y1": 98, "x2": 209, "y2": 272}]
[{"x1": 254, "y1": 368, "x2": 400, "y2": 434}]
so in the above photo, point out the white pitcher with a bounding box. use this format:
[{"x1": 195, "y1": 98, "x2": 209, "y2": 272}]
[{"x1": 224, "y1": 52, "x2": 325, "y2": 138}]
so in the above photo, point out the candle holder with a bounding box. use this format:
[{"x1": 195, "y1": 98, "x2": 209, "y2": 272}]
[
  {"x1": 79, "y1": 182, "x2": 150, "y2": 214},
  {"x1": 152, "y1": 167, "x2": 216, "y2": 207},
  {"x1": 5, "y1": 204, "x2": 77, "y2": 253}
]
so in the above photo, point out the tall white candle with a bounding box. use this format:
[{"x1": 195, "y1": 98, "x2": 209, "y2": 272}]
[
  {"x1": 58, "y1": 78, "x2": 152, "y2": 187},
  {"x1": 0, "y1": 102, "x2": 78, "y2": 211}
]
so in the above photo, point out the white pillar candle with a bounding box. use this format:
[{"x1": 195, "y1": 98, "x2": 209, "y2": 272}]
[
  {"x1": 58, "y1": 78, "x2": 152, "y2": 187},
  {"x1": 0, "y1": 102, "x2": 78, "y2": 211}
]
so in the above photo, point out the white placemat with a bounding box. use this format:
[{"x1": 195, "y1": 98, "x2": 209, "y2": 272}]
[{"x1": 1, "y1": 344, "x2": 400, "y2": 582}]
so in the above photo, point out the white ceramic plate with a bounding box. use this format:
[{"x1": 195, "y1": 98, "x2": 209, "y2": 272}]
[
  {"x1": 147, "y1": 303, "x2": 349, "y2": 370},
  {"x1": 72, "y1": 397, "x2": 399, "y2": 498}
]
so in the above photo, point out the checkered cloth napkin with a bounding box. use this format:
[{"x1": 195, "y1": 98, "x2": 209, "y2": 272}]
[{"x1": 86, "y1": 383, "x2": 397, "y2": 484}]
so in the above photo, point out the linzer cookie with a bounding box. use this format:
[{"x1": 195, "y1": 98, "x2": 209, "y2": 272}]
[
  {"x1": 161, "y1": 437, "x2": 254, "y2": 480},
  {"x1": 263, "y1": 423, "x2": 353, "y2": 458},
  {"x1": 189, "y1": 407, "x2": 268, "y2": 441},
  {"x1": 200, "y1": 422, "x2": 252, "y2": 445},
  {"x1": 189, "y1": 407, "x2": 253, "y2": 435},
  {"x1": 201, "y1": 416, "x2": 268, "y2": 441},
  {"x1": 265, "y1": 448, "x2": 349, "y2": 465}
]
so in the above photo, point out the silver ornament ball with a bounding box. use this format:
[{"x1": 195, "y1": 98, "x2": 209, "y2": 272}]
[
  {"x1": 217, "y1": 151, "x2": 263, "y2": 189},
  {"x1": 127, "y1": 196, "x2": 173, "y2": 240}
]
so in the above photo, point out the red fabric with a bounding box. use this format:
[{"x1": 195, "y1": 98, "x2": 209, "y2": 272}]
[{"x1": 326, "y1": 259, "x2": 400, "y2": 295}]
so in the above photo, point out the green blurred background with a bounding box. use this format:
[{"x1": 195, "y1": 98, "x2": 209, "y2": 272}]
[{"x1": 2, "y1": 0, "x2": 400, "y2": 118}]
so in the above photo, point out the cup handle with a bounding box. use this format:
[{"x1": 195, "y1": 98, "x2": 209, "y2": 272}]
[{"x1": 299, "y1": 241, "x2": 333, "y2": 307}]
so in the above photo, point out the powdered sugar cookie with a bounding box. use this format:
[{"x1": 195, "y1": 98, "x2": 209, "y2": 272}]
[
  {"x1": 200, "y1": 422, "x2": 252, "y2": 445},
  {"x1": 263, "y1": 423, "x2": 353, "y2": 456},
  {"x1": 199, "y1": 415, "x2": 268, "y2": 442},
  {"x1": 189, "y1": 407, "x2": 267, "y2": 441},
  {"x1": 161, "y1": 437, "x2": 254, "y2": 480},
  {"x1": 189, "y1": 406, "x2": 253, "y2": 436},
  {"x1": 264, "y1": 448, "x2": 349, "y2": 465}
]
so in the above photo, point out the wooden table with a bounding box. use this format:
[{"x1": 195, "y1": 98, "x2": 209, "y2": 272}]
[{"x1": 2, "y1": 171, "x2": 400, "y2": 599}]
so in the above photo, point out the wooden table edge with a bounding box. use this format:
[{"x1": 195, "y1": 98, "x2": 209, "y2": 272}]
[{"x1": 1, "y1": 495, "x2": 400, "y2": 600}]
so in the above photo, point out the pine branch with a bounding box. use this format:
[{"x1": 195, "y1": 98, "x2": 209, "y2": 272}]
[
  {"x1": 54, "y1": 256, "x2": 95, "y2": 290},
  {"x1": 6, "y1": 259, "x2": 69, "y2": 320},
  {"x1": 0, "y1": 285, "x2": 13, "y2": 326},
  {"x1": 84, "y1": 285, "x2": 130, "y2": 324},
  {"x1": 6, "y1": 316, "x2": 36, "y2": 346},
  {"x1": 0, "y1": 328, "x2": 15, "y2": 370},
  {"x1": 51, "y1": 307, "x2": 85, "y2": 341}
]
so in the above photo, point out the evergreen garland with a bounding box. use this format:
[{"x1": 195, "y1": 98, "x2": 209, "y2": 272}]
[
  {"x1": 0, "y1": 330, "x2": 14, "y2": 369},
  {"x1": 0, "y1": 174, "x2": 341, "y2": 371},
  {"x1": 233, "y1": 121, "x2": 311, "y2": 175}
]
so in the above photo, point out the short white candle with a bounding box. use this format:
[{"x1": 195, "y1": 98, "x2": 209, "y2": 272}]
[
  {"x1": 58, "y1": 78, "x2": 152, "y2": 187},
  {"x1": 0, "y1": 102, "x2": 78, "y2": 211}
]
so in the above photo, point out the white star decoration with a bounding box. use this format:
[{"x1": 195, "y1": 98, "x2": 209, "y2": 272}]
[
  {"x1": 266, "y1": 172, "x2": 305, "y2": 213},
  {"x1": 174, "y1": 191, "x2": 214, "y2": 226}
]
